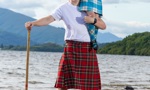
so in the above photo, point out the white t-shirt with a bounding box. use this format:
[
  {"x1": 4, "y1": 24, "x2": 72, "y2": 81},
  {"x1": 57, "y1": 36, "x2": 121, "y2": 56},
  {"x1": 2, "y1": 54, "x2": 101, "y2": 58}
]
[{"x1": 51, "y1": 2, "x2": 90, "y2": 42}]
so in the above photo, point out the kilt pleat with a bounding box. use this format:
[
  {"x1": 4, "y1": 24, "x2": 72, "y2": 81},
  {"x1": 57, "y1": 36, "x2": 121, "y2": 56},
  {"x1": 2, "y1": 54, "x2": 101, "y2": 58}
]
[{"x1": 55, "y1": 40, "x2": 101, "y2": 90}]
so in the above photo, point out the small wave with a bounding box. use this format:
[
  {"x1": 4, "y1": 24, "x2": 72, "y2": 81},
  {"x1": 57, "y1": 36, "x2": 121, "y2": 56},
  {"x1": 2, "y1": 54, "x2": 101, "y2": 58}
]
[
  {"x1": 7, "y1": 72, "x2": 13, "y2": 75},
  {"x1": 29, "y1": 81, "x2": 45, "y2": 84}
]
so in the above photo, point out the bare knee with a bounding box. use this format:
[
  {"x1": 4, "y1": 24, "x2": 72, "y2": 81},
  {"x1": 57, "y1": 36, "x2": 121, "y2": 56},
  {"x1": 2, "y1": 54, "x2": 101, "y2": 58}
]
[{"x1": 87, "y1": 11, "x2": 96, "y2": 17}]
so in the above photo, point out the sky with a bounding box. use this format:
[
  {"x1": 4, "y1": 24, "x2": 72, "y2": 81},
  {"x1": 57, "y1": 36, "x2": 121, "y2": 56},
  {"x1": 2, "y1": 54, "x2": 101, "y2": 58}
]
[{"x1": 0, "y1": 0, "x2": 150, "y2": 38}]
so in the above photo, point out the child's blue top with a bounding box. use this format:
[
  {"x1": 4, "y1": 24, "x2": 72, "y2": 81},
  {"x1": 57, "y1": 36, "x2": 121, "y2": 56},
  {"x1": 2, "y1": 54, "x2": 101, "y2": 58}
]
[{"x1": 78, "y1": 0, "x2": 103, "y2": 16}]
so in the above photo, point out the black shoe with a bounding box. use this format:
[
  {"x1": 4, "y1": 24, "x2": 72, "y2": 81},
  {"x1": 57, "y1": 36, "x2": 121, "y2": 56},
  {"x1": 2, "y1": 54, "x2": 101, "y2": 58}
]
[{"x1": 91, "y1": 40, "x2": 98, "y2": 50}]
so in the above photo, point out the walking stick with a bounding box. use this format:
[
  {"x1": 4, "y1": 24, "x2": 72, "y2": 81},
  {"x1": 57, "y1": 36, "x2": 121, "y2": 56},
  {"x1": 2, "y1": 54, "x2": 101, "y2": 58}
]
[{"x1": 25, "y1": 29, "x2": 31, "y2": 90}]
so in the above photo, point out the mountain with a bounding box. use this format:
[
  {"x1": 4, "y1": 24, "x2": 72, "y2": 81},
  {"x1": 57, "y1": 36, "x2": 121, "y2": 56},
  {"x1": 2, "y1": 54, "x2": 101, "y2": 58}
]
[
  {"x1": 98, "y1": 32, "x2": 150, "y2": 56},
  {"x1": 0, "y1": 7, "x2": 122, "y2": 46},
  {"x1": 97, "y1": 32, "x2": 122, "y2": 43},
  {"x1": 0, "y1": 8, "x2": 65, "y2": 45}
]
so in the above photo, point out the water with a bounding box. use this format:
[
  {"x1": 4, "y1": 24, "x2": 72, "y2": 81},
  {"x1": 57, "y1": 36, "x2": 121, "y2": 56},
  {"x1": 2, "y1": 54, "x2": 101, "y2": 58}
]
[{"x1": 0, "y1": 50, "x2": 150, "y2": 90}]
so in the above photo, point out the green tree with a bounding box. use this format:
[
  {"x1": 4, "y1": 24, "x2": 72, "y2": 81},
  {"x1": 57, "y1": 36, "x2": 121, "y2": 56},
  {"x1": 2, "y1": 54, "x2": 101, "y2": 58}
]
[{"x1": 98, "y1": 32, "x2": 150, "y2": 56}]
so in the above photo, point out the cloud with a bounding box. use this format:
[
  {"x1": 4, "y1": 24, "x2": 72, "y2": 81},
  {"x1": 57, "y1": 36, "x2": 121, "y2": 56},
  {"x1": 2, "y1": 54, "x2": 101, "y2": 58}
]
[
  {"x1": 133, "y1": 0, "x2": 150, "y2": 3},
  {"x1": 0, "y1": 0, "x2": 42, "y2": 9},
  {"x1": 0, "y1": 0, "x2": 66, "y2": 9},
  {"x1": 103, "y1": 0, "x2": 150, "y2": 4},
  {"x1": 0, "y1": 0, "x2": 64, "y2": 18},
  {"x1": 102, "y1": 20, "x2": 150, "y2": 38},
  {"x1": 103, "y1": 0, "x2": 121, "y2": 4}
]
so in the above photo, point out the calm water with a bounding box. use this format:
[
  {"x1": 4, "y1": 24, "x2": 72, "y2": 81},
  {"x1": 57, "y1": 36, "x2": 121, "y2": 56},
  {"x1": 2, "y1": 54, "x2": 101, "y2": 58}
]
[{"x1": 0, "y1": 50, "x2": 150, "y2": 90}]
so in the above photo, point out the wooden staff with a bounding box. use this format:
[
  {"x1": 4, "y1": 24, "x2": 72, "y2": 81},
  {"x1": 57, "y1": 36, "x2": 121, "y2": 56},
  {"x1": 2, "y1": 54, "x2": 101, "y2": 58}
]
[{"x1": 25, "y1": 29, "x2": 31, "y2": 90}]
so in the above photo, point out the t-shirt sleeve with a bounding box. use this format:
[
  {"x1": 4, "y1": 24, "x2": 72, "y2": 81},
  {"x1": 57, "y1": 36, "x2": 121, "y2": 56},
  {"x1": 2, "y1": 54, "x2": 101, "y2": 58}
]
[{"x1": 51, "y1": 7, "x2": 62, "y2": 21}]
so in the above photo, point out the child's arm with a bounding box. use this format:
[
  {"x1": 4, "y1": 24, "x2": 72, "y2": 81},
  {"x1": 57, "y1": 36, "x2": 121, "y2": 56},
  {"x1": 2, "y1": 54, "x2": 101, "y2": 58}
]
[{"x1": 84, "y1": 14, "x2": 106, "y2": 30}]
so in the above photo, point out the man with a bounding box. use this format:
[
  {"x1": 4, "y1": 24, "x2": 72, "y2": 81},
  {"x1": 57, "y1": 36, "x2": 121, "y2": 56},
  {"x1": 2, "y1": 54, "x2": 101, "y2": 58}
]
[{"x1": 25, "y1": 0, "x2": 106, "y2": 90}]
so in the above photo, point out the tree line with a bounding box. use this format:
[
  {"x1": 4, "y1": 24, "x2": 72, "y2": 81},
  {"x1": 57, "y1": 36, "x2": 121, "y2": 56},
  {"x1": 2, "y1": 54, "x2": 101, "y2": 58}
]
[
  {"x1": 97, "y1": 32, "x2": 150, "y2": 56},
  {"x1": 0, "y1": 42, "x2": 64, "y2": 52},
  {"x1": 1, "y1": 32, "x2": 150, "y2": 56}
]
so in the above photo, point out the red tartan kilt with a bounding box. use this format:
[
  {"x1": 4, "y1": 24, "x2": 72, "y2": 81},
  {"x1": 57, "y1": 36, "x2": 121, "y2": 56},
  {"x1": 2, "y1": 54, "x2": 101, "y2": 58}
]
[{"x1": 55, "y1": 40, "x2": 101, "y2": 90}]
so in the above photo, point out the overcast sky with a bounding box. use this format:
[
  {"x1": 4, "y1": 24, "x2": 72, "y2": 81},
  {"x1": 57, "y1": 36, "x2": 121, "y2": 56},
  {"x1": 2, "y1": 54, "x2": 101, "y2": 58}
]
[{"x1": 0, "y1": 0, "x2": 150, "y2": 38}]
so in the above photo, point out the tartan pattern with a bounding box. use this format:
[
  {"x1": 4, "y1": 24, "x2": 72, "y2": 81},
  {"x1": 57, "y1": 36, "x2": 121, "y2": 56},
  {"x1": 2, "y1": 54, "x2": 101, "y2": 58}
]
[
  {"x1": 55, "y1": 40, "x2": 101, "y2": 90},
  {"x1": 78, "y1": 0, "x2": 103, "y2": 50},
  {"x1": 87, "y1": 23, "x2": 98, "y2": 50},
  {"x1": 78, "y1": 0, "x2": 103, "y2": 15}
]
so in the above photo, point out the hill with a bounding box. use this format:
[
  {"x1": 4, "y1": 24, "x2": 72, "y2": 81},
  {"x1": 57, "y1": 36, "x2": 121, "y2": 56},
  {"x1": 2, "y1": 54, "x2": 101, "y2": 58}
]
[
  {"x1": 0, "y1": 7, "x2": 122, "y2": 46},
  {"x1": 98, "y1": 32, "x2": 150, "y2": 56},
  {"x1": 0, "y1": 31, "x2": 37, "y2": 45}
]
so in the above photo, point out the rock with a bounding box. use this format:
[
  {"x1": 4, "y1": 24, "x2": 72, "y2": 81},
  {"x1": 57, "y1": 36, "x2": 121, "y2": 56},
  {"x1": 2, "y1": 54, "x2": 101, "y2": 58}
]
[{"x1": 125, "y1": 86, "x2": 134, "y2": 90}]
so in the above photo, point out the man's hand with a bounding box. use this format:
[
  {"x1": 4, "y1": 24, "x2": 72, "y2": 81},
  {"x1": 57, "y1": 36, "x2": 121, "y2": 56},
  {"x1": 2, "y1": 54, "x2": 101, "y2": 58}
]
[
  {"x1": 84, "y1": 14, "x2": 106, "y2": 30},
  {"x1": 25, "y1": 21, "x2": 34, "y2": 31}
]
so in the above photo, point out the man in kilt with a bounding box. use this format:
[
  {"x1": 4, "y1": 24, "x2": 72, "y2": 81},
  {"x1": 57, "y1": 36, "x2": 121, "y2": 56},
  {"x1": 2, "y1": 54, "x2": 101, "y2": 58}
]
[
  {"x1": 25, "y1": 0, "x2": 106, "y2": 90},
  {"x1": 79, "y1": 0, "x2": 103, "y2": 50}
]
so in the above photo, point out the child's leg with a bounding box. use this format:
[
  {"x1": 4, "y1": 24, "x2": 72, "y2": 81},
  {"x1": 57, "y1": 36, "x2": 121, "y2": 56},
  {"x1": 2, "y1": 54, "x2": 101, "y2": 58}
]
[
  {"x1": 86, "y1": 11, "x2": 96, "y2": 18},
  {"x1": 86, "y1": 11, "x2": 99, "y2": 50}
]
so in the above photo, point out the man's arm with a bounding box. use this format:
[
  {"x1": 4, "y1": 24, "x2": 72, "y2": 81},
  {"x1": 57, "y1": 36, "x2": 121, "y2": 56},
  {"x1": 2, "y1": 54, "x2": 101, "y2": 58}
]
[
  {"x1": 84, "y1": 15, "x2": 106, "y2": 30},
  {"x1": 25, "y1": 15, "x2": 55, "y2": 30}
]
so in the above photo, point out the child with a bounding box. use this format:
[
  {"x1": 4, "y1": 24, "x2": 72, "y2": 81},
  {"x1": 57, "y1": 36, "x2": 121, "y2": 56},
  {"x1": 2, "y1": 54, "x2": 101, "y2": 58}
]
[{"x1": 79, "y1": 0, "x2": 103, "y2": 50}]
